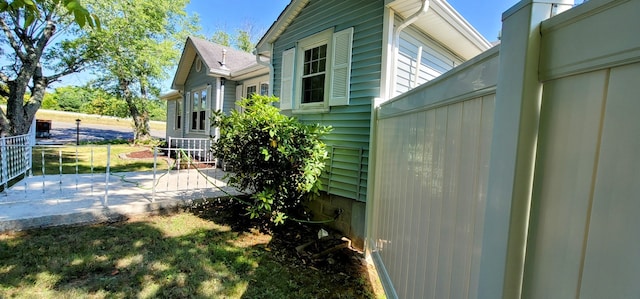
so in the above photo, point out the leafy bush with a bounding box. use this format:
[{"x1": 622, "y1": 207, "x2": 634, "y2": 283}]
[{"x1": 211, "y1": 95, "x2": 331, "y2": 224}]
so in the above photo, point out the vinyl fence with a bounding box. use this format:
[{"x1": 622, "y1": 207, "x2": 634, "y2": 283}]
[{"x1": 366, "y1": 0, "x2": 640, "y2": 298}]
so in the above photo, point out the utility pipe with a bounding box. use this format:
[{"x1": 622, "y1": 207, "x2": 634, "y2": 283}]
[
  {"x1": 391, "y1": 0, "x2": 429, "y2": 97},
  {"x1": 254, "y1": 46, "x2": 274, "y2": 96}
]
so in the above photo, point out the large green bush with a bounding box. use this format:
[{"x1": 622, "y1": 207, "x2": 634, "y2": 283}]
[{"x1": 211, "y1": 95, "x2": 331, "y2": 224}]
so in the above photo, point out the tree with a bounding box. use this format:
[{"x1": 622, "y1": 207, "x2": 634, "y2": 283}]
[
  {"x1": 210, "y1": 30, "x2": 230, "y2": 47},
  {"x1": 236, "y1": 30, "x2": 254, "y2": 53},
  {"x1": 210, "y1": 22, "x2": 261, "y2": 53},
  {"x1": 78, "y1": 0, "x2": 196, "y2": 141},
  {"x1": 0, "y1": 0, "x2": 98, "y2": 136}
]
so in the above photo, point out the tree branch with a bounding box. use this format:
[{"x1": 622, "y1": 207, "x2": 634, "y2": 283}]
[{"x1": 0, "y1": 17, "x2": 26, "y2": 61}]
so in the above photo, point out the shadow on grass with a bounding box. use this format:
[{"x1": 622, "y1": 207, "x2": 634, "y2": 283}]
[
  {"x1": 0, "y1": 200, "x2": 380, "y2": 298},
  {"x1": 190, "y1": 199, "x2": 380, "y2": 298},
  {"x1": 0, "y1": 214, "x2": 266, "y2": 298}
]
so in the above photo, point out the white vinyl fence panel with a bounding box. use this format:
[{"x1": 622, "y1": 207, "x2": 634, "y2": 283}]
[
  {"x1": 523, "y1": 0, "x2": 640, "y2": 297},
  {"x1": 369, "y1": 48, "x2": 499, "y2": 299}
]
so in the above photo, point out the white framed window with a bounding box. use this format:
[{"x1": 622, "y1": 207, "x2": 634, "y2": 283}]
[
  {"x1": 195, "y1": 57, "x2": 202, "y2": 72},
  {"x1": 260, "y1": 83, "x2": 269, "y2": 96},
  {"x1": 246, "y1": 85, "x2": 257, "y2": 98},
  {"x1": 175, "y1": 100, "x2": 181, "y2": 130},
  {"x1": 190, "y1": 87, "x2": 208, "y2": 131},
  {"x1": 280, "y1": 27, "x2": 353, "y2": 112}
]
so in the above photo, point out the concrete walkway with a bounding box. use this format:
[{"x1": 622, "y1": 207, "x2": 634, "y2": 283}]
[{"x1": 0, "y1": 168, "x2": 243, "y2": 232}]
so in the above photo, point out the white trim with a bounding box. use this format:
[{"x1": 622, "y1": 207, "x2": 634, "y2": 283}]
[
  {"x1": 294, "y1": 28, "x2": 333, "y2": 112},
  {"x1": 189, "y1": 84, "x2": 209, "y2": 132},
  {"x1": 184, "y1": 91, "x2": 191, "y2": 134}
]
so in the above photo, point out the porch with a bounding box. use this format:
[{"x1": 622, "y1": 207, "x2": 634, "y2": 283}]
[{"x1": 0, "y1": 168, "x2": 243, "y2": 232}]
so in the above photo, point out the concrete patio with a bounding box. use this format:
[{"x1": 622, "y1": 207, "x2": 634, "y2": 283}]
[{"x1": 0, "y1": 168, "x2": 243, "y2": 232}]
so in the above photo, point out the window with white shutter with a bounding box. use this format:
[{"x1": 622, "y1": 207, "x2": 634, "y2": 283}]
[{"x1": 283, "y1": 27, "x2": 354, "y2": 113}]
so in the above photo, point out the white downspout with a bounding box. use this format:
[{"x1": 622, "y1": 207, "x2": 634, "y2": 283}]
[
  {"x1": 391, "y1": 0, "x2": 429, "y2": 97},
  {"x1": 254, "y1": 47, "x2": 274, "y2": 96}
]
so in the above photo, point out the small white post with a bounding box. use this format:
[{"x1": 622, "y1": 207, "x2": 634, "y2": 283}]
[
  {"x1": 152, "y1": 147, "x2": 157, "y2": 202},
  {"x1": 104, "y1": 145, "x2": 110, "y2": 206}
]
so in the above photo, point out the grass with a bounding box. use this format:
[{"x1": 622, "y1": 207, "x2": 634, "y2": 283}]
[
  {"x1": 30, "y1": 144, "x2": 169, "y2": 176},
  {"x1": 0, "y1": 202, "x2": 384, "y2": 298},
  {"x1": 34, "y1": 109, "x2": 166, "y2": 132}
]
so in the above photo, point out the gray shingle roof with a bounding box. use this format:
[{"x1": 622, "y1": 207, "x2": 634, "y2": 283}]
[{"x1": 188, "y1": 36, "x2": 258, "y2": 73}]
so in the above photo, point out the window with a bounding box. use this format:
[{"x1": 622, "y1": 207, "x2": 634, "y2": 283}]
[
  {"x1": 280, "y1": 27, "x2": 353, "y2": 111},
  {"x1": 175, "y1": 100, "x2": 181, "y2": 129},
  {"x1": 190, "y1": 88, "x2": 208, "y2": 131},
  {"x1": 302, "y1": 44, "x2": 327, "y2": 103},
  {"x1": 246, "y1": 85, "x2": 257, "y2": 97},
  {"x1": 195, "y1": 57, "x2": 202, "y2": 72},
  {"x1": 260, "y1": 83, "x2": 269, "y2": 96}
]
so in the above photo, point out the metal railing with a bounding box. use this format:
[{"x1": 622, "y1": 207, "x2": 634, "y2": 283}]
[
  {"x1": 1, "y1": 144, "x2": 230, "y2": 206},
  {"x1": 167, "y1": 137, "x2": 214, "y2": 163},
  {"x1": 0, "y1": 134, "x2": 32, "y2": 189}
]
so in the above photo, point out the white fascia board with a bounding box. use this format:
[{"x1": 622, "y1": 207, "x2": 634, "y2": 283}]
[
  {"x1": 256, "y1": 0, "x2": 310, "y2": 54},
  {"x1": 430, "y1": 0, "x2": 492, "y2": 51}
]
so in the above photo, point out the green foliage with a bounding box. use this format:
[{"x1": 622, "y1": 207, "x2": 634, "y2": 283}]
[
  {"x1": 51, "y1": 86, "x2": 88, "y2": 112},
  {"x1": 212, "y1": 95, "x2": 331, "y2": 224},
  {"x1": 211, "y1": 30, "x2": 231, "y2": 47},
  {"x1": 235, "y1": 30, "x2": 254, "y2": 53},
  {"x1": 40, "y1": 92, "x2": 58, "y2": 109},
  {"x1": 0, "y1": 0, "x2": 99, "y2": 29}
]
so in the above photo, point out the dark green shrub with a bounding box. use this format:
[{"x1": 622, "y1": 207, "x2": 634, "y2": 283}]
[{"x1": 211, "y1": 94, "x2": 331, "y2": 224}]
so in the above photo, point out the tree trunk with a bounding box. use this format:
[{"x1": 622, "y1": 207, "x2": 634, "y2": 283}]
[{"x1": 119, "y1": 78, "x2": 151, "y2": 142}]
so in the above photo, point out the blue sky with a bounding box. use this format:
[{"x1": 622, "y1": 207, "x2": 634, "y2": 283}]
[
  {"x1": 187, "y1": 0, "x2": 520, "y2": 43},
  {"x1": 60, "y1": 0, "x2": 518, "y2": 90}
]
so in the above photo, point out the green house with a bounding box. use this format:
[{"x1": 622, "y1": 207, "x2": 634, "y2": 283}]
[
  {"x1": 162, "y1": 37, "x2": 269, "y2": 142},
  {"x1": 164, "y1": 0, "x2": 490, "y2": 248},
  {"x1": 255, "y1": 0, "x2": 490, "y2": 247}
]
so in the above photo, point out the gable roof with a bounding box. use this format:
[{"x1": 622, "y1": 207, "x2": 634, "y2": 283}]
[
  {"x1": 256, "y1": 0, "x2": 491, "y2": 60},
  {"x1": 171, "y1": 36, "x2": 264, "y2": 90}
]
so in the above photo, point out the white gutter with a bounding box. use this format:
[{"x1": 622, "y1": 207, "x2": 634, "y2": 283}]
[
  {"x1": 254, "y1": 46, "x2": 274, "y2": 96},
  {"x1": 390, "y1": 0, "x2": 429, "y2": 97}
]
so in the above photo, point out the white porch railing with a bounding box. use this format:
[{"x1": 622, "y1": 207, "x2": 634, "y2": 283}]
[
  {"x1": 167, "y1": 137, "x2": 214, "y2": 163},
  {"x1": 0, "y1": 134, "x2": 32, "y2": 189},
  {"x1": 1, "y1": 143, "x2": 230, "y2": 205}
]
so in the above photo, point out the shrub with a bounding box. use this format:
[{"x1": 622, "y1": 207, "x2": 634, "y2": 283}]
[{"x1": 211, "y1": 94, "x2": 331, "y2": 224}]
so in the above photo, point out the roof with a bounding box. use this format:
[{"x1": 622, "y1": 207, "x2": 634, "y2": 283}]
[
  {"x1": 387, "y1": 0, "x2": 492, "y2": 59},
  {"x1": 256, "y1": 0, "x2": 491, "y2": 60},
  {"x1": 171, "y1": 36, "x2": 266, "y2": 90}
]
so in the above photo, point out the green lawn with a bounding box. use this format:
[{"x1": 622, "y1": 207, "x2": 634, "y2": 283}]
[
  {"x1": 0, "y1": 200, "x2": 384, "y2": 298},
  {"x1": 30, "y1": 144, "x2": 169, "y2": 176}
]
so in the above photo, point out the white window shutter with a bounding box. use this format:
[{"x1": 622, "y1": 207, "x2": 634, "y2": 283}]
[
  {"x1": 184, "y1": 91, "x2": 191, "y2": 134},
  {"x1": 280, "y1": 48, "x2": 295, "y2": 110},
  {"x1": 330, "y1": 27, "x2": 353, "y2": 106}
]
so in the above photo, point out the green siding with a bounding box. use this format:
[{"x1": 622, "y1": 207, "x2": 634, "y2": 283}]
[
  {"x1": 185, "y1": 57, "x2": 216, "y2": 92},
  {"x1": 222, "y1": 81, "x2": 238, "y2": 113},
  {"x1": 272, "y1": 0, "x2": 384, "y2": 201}
]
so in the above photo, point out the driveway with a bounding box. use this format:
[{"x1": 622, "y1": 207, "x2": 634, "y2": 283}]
[{"x1": 37, "y1": 121, "x2": 164, "y2": 145}]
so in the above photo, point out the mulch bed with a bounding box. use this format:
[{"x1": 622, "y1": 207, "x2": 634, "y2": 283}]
[
  {"x1": 188, "y1": 198, "x2": 383, "y2": 296},
  {"x1": 122, "y1": 149, "x2": 214, "y2": 169}
]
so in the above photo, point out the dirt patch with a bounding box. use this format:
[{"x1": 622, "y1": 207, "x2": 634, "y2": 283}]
[
  {"x1": 123, "y1": 149, "x2": 156, "y2": 159},
  {"x1": 188, "y1": 198, "x2": 386, "y2": 298}
]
